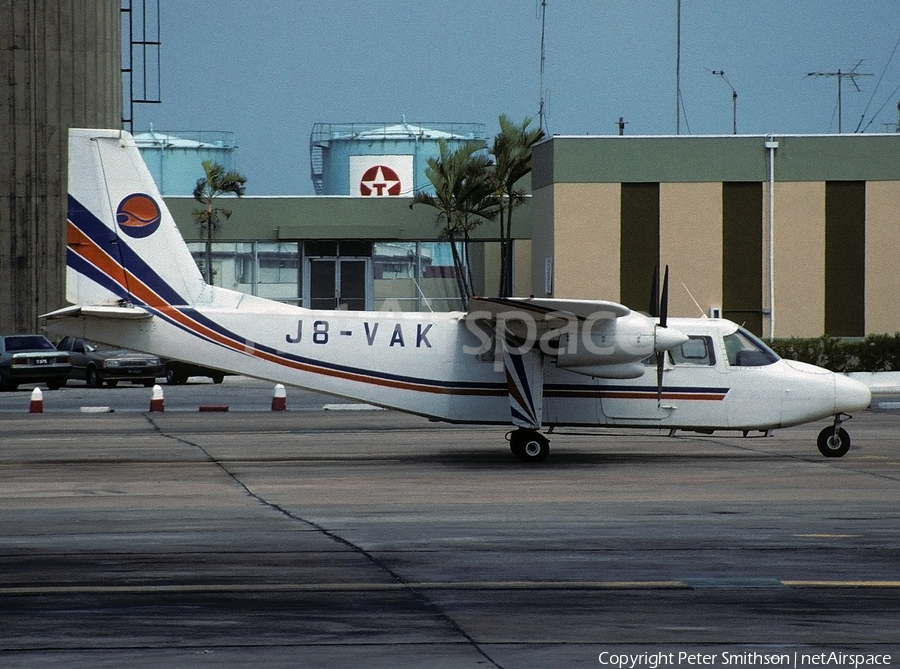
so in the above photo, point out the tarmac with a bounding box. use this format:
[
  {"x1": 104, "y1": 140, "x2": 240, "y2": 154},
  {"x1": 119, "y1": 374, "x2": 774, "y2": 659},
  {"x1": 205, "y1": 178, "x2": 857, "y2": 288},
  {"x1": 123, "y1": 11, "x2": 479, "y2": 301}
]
[{"x1": 0, "y1": 378, "x2": 898, "y2": 667}]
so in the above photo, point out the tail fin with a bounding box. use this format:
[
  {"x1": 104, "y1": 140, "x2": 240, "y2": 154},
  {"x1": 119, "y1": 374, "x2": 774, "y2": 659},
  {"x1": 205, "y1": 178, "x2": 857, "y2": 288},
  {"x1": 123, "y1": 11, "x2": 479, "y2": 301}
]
[{"x1": 66, "y1": 128, "x2": 205, "y2": 308}]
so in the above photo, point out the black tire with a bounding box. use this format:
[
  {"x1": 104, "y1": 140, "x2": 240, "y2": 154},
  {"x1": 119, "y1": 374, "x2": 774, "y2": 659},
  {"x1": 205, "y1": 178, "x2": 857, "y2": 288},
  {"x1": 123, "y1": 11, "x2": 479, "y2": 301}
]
[
  {"x1": 141, "y1": 379, "x2": 155, "y2": 388},
  {"x1": 211, "y1": 373, "x2": 224, "y2": 384},
  {"x1": 46, "y1": 379, "x2": 63, "y2": 390},
  {"x1": 165, "y1": 366, "x2": 185, "y2": 385},
  {"x1": 509, "y1": 428, "x2": 550, "y2": 463},
  {"x1": 817, "y1": 426, "x2": 850, "y2": 458},
  {"x1": 106, "y1": 379, "x2": 118, "y2": 388},
  {"x1": 87, "y1": 367, "x2": 103, "y2": 388}
]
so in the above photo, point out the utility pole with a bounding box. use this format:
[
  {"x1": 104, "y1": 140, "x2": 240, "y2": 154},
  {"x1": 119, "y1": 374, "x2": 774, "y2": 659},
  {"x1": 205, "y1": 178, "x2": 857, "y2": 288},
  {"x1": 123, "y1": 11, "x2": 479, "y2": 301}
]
[
  {"x1": 806, "y1": 60, "x2": 872, "y2": 133},
  {"x1": 675, "y1": 0, "x2": 681, "y2": 134}
]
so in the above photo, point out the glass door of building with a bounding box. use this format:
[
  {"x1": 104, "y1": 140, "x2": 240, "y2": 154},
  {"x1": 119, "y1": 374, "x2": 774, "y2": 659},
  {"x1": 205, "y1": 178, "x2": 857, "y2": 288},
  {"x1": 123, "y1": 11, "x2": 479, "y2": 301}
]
[{"x1": 307, "y1": 257, "x2": 370, "y2": 310}]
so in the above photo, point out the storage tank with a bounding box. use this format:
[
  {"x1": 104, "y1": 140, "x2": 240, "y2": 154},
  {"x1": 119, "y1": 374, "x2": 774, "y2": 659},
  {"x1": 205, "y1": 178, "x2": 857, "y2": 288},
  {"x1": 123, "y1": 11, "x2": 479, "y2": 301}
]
[
  {"x1": 134, "y1": 129, "x2": 237, "y2": 195},
  {"x1": 309, "y1": 120, "x2": 486, "y2": 196}
]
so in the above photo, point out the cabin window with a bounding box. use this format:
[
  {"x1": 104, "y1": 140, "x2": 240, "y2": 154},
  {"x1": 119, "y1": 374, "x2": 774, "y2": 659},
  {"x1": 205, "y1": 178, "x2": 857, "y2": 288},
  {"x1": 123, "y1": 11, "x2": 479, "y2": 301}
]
[
  {"x1": 670, "y1": 336, "x2": 715, "y2": 366},
  {"x1": 723, "y1": 328, "x2": 779, "y2": 367}
]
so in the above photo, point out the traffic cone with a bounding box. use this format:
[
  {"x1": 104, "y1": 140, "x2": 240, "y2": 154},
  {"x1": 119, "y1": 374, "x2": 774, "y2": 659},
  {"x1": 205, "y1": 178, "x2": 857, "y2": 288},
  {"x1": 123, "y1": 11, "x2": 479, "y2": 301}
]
[
  {"x1": 29, "y1": 387, "x2": 43, "y2": 413},
  {"x1": 271, "y1": 383, "x2": 287, "y2": 411},
  {"x1": 149, "y1": 384, "x2": 165, "y2": 412}
]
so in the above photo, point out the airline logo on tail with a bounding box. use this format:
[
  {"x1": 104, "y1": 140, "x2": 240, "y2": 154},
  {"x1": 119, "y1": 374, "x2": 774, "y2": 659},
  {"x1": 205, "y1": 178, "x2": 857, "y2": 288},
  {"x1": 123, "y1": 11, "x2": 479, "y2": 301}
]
[{"x1": 116, "y1": 193, "x2": 161, "y2": 238}]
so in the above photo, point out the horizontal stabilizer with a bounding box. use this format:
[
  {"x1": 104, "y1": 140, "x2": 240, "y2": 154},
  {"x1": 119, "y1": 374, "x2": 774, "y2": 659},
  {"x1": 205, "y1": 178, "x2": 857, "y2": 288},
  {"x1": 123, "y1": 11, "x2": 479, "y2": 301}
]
[{"x1": 41, "y1": 305, "x2": 152, "y2": 321}]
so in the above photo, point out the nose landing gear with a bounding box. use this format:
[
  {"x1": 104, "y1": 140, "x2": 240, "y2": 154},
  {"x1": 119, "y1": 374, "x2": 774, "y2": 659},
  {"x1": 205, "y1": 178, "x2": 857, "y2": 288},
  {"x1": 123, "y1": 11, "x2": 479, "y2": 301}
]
[{"x1": 817, "y1": 413, "x2": 852, "y2": 457}]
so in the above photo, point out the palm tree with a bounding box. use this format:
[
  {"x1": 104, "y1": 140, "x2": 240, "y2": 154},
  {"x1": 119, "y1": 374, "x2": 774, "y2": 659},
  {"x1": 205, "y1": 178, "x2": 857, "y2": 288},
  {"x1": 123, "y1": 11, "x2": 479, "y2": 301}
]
[
  {"x1": 192, "y1": 160, "x2": 247, "y2": 284},
  {"x1": 412, "y1": 139, "x2": 497, "y2": 308},
  {"x1": 490, "y1": 115, "x2": 544, "y2": 297}
]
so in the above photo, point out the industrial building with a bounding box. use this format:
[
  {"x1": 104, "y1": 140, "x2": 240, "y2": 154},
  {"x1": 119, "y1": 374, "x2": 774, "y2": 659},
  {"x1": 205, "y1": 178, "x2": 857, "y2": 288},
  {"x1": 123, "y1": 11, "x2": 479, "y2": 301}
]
[
  {"x1": 531, "y1": 134, "x2": 900, "y2": 338},
  {"x1": 152, "y1": 120, "x2": 530, "y2": 312}
]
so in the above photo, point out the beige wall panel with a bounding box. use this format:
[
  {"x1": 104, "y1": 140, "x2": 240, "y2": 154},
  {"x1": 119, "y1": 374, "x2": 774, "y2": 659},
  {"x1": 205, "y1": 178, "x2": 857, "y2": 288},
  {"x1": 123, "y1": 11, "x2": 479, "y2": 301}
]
[
  {"x1": 865, "y1": 182, "x2": 900, "y2": 334},
  {"x1": 547, "y1": 183, "x2": 621, "y2": 299},
  {"x1": 513, "y1": 239, "x2": 532, "y2": 297},
  {"x1": 660, "y1": 182, "x2": 721, "y2": 318},
  {"x1": 772, "y1": 182, "x2": 825, "y2": 337}
]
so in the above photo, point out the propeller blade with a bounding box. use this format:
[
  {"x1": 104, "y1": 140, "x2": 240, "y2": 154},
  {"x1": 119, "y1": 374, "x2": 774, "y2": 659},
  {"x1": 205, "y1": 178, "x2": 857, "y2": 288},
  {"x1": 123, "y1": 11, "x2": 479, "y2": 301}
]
[
  {"x1": 656, "y1": 351, "x2": 665, "y2": 405},
  {"x1": 649, "y1": 265, "x2": 659, "y2": 318},
  {"x1": 656, "y1": 264, "x2": 670, "y2": 406},
  {"x1": 659, "y1": 265, "x2": 669, "y2": 328}
]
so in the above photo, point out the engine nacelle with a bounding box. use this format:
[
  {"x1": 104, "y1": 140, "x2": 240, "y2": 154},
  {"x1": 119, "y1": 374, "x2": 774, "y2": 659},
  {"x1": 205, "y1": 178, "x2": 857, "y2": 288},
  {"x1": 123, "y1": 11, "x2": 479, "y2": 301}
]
[{"x1": 553, "y1": 311, "x2": 687, "y2": 377}]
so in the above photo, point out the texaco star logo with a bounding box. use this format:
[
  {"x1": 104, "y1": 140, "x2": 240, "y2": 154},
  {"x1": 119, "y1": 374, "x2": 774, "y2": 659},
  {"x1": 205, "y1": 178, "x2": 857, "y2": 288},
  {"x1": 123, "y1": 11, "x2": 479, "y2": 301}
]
[{"x1": 359, "y1": 165, "x2": 402, "y2": 196}]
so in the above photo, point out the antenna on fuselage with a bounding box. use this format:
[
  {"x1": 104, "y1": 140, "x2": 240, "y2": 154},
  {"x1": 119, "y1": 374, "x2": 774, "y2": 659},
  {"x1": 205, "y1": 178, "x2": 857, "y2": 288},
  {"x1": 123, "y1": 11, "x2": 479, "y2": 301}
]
[{"x1": 681, "y1": 282, "x2": 707, "y2": 318}]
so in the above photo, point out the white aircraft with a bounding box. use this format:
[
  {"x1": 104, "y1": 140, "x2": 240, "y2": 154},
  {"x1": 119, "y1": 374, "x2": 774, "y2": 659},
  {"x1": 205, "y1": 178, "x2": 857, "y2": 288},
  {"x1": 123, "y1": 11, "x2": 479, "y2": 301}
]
[{"x1": 43, "y1": 129, "x2": 872, "y2": 463}]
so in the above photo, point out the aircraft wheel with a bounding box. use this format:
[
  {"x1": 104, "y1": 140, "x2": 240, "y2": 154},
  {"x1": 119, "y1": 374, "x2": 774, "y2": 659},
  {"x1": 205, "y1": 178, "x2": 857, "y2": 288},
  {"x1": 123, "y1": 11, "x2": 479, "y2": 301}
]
[
  {"x1": 510, "y1": 429, "x2": 550, "y2": 463},
  {"x1": 165, "y1": 366, "x2": 186, "y2": 385},
  {"x1": 817, "y1": 426, "x2": 850, "y2": 458}
]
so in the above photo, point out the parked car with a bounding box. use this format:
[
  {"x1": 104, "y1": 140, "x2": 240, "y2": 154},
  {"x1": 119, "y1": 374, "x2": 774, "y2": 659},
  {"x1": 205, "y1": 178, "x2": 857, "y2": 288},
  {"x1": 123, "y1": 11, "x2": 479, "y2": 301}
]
[
  {"x1": 161, "y1": 360, "x2": 226, "y2": 385},
  {"x1": 0, "y1": 334, "x2": 71, "y2": 391},
  {"x1": 56, "y1": 336, "x2": 163, "y2": 388}
]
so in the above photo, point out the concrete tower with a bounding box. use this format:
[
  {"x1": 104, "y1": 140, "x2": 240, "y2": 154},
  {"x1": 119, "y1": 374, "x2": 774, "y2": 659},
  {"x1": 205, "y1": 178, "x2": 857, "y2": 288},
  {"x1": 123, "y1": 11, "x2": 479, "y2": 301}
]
[{"x1": 1, "y1": 0, "x2": 122, "y2": 332}]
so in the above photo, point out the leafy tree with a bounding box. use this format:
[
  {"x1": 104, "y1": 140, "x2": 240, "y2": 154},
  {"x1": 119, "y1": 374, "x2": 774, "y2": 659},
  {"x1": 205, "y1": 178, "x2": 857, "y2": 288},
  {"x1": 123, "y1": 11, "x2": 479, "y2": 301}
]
[
  {"x1": 192, "y1": 160, "x2": 247, "y2": 284},
  {"x1": 490, "y1": 115, "x2": 545, "y2": 297},
  {"x1": 412, "y1": 139, "x2": 497, "y2": 308}
]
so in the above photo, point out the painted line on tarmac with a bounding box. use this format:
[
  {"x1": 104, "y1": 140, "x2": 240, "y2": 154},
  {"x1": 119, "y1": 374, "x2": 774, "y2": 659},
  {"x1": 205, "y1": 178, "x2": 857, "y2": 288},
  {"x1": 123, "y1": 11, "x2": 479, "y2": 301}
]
[
  {"x1": 2, "y1": 580, "x2": 899, "y2": 596},
  {"x1": 782, "y1": 580, "x2": 900, "y2": 587}
]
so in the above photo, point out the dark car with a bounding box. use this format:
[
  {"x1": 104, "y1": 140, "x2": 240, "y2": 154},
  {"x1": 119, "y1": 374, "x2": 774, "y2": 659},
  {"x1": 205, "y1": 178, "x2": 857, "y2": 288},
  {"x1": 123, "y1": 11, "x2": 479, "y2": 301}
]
[
  {"x1": 56, "y1": 335, "x2": 163, "y2": 388},
  {"x1": 0, "y1": 334, "x2": 71, "y2": 391},
  {"x1": 161, "y1": 360, "x2": 226, "y2": 385}
]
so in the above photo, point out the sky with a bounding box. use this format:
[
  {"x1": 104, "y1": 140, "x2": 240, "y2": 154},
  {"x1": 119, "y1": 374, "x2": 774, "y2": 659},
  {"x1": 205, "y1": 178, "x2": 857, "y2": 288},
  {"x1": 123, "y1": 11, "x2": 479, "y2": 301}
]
[{"x1": 131, "y1": 1, "x2": 900, "y2": 195}]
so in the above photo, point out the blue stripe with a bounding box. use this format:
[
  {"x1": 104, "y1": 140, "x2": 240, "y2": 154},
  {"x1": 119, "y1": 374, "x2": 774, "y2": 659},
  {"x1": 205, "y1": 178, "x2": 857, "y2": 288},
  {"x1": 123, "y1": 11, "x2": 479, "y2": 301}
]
[{"x1": 547, "y1": 383, "x2": 729, "y2": 396}]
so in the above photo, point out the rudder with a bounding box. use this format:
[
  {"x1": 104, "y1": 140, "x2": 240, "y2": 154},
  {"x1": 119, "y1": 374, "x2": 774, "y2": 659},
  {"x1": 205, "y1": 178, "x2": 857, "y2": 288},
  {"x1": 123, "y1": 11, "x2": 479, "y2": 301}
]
[{"x1": 66, "y1": 128, "x2": 205, "y2": 308}]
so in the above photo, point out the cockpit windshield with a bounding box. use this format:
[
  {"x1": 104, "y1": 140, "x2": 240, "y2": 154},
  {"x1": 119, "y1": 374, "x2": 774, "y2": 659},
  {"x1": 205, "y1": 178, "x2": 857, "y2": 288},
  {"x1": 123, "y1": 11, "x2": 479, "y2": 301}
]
[{"x1": 723, "y1": 327, "x2": 780, "y2": 367}]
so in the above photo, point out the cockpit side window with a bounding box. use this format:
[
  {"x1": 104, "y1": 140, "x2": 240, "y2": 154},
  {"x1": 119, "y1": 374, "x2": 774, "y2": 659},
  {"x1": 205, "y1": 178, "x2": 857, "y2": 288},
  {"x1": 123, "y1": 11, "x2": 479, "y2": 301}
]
[
  {"x1": 723, "y1": 328, "x2": 779, "y2": 367},
  {"x1": 670, "y1": 335, "x2": 716, "y2": 366}
]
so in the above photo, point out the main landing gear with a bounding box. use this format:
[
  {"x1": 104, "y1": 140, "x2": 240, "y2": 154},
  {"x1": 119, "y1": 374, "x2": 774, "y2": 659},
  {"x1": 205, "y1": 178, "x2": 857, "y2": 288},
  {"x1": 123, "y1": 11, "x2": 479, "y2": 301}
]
[
  {"x1": 508, "y1": 428, "x2": 550, "y2": 463},
  {"x1": 817, "y1": 413, "x2": 852, "y2": 458}
]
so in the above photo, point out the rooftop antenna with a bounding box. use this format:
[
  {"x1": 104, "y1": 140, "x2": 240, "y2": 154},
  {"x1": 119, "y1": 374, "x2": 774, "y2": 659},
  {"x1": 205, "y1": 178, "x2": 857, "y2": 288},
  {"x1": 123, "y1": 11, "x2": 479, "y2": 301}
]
[
  {"x1": 711, "y1": 70, "x2": 737, "y2": 134},
  {"x1": 806, "y1": 60, "x2": 872, "y2": 133},
  {"x1": 537, "y1": 0, "x2": 548, "y2": 133}
]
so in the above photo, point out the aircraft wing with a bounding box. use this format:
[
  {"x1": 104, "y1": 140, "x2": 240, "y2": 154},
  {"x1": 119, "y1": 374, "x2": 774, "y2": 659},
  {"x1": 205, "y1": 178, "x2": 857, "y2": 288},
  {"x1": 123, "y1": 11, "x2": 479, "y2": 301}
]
[{"x1": 468, "y1": 296, "x2": 631, "y2": 324}]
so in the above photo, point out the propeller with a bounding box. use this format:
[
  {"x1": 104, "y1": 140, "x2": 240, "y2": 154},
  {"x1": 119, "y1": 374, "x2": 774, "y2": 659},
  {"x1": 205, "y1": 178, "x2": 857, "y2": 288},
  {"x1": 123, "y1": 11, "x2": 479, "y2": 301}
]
[{"x1": 649, "y1": 265, "x2": 687, "y2": 405}]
